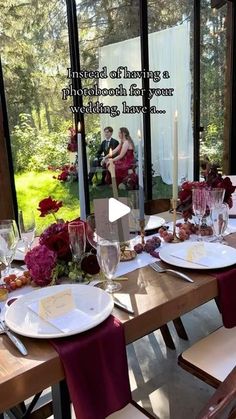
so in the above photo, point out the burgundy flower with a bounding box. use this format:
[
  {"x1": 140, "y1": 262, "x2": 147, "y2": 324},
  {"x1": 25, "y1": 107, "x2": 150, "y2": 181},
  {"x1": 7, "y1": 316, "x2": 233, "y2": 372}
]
[
  {"x1": 25, "y1": 245, "x2": 57, "y2": 287},
  {"x1": 81, "y1": 254, "x2": 100, "y2": 275},
  {"x1": 177, "y1": 170, "x2": 236, "y2": 217},
  {"x1": 38, "y1": 197, "x2": 63, "y2": 217},
  {"x1": 40, "y1": 222, "x2": 71, "y2": 261},
  {"x1": 58, "y1": 170, "x2": 69, "y2": 181}
]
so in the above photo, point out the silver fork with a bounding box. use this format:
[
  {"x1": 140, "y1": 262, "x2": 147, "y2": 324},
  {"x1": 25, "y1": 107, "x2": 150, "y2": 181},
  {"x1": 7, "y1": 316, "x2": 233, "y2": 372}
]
[
  {"x1": 150, "y1": 262, "x2": 194, "y2": 283},
  {"x1": 0, "y1": 320, "x2": 28, "y2": 356}
]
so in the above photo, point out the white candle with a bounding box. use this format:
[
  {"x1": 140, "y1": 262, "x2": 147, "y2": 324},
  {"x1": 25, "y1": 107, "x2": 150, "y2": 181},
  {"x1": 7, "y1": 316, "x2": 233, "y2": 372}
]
[
  {"x1": 108, "y1": 148, "x2": 118, "y2": 199},
  {"x1": 138, "y1": 129, "x2": 145, "y2": 220},
  {"x1": 172, "y1": 111, "x2": 178, "y2": 201},
  {"x1": 77, "y1": 122, "x2": 86, "y2": 220}
]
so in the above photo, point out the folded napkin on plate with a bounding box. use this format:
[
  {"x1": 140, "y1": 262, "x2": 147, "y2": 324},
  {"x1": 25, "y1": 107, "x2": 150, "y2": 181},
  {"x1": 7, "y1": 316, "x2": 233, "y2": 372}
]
[
  {"x1": 216, "y1": 268, "x2": 236, "y2": 328},
  {"x1": 51, "y1": 315, "x2": 131, "y2": 419}
]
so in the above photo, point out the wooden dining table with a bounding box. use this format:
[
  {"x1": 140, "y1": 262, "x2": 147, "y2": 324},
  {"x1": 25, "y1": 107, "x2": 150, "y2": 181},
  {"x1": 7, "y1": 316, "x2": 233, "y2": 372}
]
[{"x1": 1, "y1": 226, "x2": 235, "y2": 418}]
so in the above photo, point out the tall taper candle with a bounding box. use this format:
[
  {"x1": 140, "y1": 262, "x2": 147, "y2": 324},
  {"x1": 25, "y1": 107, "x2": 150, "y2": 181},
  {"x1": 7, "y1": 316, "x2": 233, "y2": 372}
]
[
  {"x1": 172, "y1": 111, "x2": 178, "y2": 201},
  {"x1": 138, "y1": 129, "x2": 145, "y2": 220},
  {"x1": 77, "y1": 122, "x2": 86, "y2": 220}
]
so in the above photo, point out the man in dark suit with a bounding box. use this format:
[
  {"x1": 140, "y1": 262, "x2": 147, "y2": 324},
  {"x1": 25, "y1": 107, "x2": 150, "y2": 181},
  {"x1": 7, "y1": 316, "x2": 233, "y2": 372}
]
[{"x1": 88, "y1": 126, "x2": 119, "y2": 185}]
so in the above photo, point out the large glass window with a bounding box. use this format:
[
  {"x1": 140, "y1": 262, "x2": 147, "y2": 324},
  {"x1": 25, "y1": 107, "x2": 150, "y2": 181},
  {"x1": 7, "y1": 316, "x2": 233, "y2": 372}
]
[
  {"x1": 200, "y1": 1, "x2": 227, "y2": 172},
  {"x1": 75, "y1": 0, "x2": 141, "y2": 212},
  {"x1": 1, "y1": 0, "x2": 73, "y2": 232},
  {"x1": 148, "y1": 1, "x2": 194, "y2": 199}
]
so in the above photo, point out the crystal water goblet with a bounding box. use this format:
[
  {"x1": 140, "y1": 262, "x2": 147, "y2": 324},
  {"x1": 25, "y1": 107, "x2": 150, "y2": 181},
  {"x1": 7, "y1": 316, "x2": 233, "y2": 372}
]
[
  {"x1": 96, "y1": 237, "x2": 121, "y2": 293},
  {"x1": 192, "y1": 188, "x2": 208, "y2": 240},
  {"x1": 208, "y1": 188, "x2": 225, "y2": 210},
  {"x1": 211, "y1": 203, "x2": 229, "y2": 244},
  {"x1": 18, "y1": 210, "x2": 36, "y2": 251},
  {"x1": 0, "y1": 220, "x2": 19, "y2": 277}
]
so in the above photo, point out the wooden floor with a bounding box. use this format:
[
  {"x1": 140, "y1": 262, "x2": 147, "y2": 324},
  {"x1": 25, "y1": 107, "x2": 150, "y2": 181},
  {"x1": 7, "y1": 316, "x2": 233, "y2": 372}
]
[{"x1": 3, "y1": 300, "x2": 222, "y2": 419}]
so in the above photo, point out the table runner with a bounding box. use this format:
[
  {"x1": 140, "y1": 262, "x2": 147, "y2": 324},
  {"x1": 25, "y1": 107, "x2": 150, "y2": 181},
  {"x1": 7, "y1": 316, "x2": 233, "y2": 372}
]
[
  {"x1": 216, "y1": 268, "x2": 236, "y2": 328},
  {"x1": 51, "y1": 315, "x2": 132, "y2": 419}
]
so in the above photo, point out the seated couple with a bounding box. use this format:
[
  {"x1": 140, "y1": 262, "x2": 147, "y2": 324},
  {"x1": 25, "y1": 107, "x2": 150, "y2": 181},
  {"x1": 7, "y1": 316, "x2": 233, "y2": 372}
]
[{"x1": 89, "y1": 126, "x2": 135, "y2": 186}]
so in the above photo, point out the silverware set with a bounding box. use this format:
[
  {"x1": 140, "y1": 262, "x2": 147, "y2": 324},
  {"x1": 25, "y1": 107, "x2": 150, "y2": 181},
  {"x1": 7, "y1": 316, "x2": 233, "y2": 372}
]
[
  {"x1": 0, "y1": 319, "x2": 28, "y2": 356},
  {"x1": 149, "y1": 262, "x2": 194, "y2": 283}
]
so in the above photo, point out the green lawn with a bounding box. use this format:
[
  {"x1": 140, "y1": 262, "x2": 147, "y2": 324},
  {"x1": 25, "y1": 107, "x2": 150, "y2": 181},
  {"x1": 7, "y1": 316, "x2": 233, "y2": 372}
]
[
  {"x1": 15, "y1": 171, "x2": 81, "y2": 234},
  {"x1": 15, "y1": 171, "x2": 172, "y2": 234}
]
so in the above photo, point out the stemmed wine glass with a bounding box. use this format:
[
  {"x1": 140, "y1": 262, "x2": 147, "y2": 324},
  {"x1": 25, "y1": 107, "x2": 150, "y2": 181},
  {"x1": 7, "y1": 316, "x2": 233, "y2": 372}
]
[
  {"x1": 96, "y1": 237, "x2": 121, "y2": 293},
  {"x1": 18, "y1": 210, "x2": 36, "y2": 251},
  {"x1": 86, "y1": 214, "x2": 98, "y2": 250},
  {"x1": 0, "y1": 220, "x2": 19, "y2": 277},
  {"x1": 68, "y1": 222, "x2": 86, "y2": 263},
  {"x1": 192, "y1": 188, "x2": 208, "y2": 240},
  {"x1": 211, "y1": 203, "x2": 229, "y2": 244}
]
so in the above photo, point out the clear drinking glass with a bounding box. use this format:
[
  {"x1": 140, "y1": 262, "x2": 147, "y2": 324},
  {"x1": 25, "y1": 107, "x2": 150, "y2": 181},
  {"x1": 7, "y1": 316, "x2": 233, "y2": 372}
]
[
  {"x1": 68, "y1": 222, "x2": 86, "y2": 262},
  {"x1": 208, "y1": 188, "x2": 225, "y2": 210},
  {"x1": 86, "y1": 214, "x2": 98, "y2": 249},
  {"x1": 192, "y1": 188, "x2": 208, "y2": 240},
  {"x1": 211, "y1": 203, "x2": 229, "y2": 244},
  {"x1": 96, "y1": 238, "x2": 121, "y2": 293},
  {"x1": 18, "y1": 210, "x2": 36, "y2": 251},
  {"x1": 0, "y1": 220, "x2": 19, "y2": 276}
]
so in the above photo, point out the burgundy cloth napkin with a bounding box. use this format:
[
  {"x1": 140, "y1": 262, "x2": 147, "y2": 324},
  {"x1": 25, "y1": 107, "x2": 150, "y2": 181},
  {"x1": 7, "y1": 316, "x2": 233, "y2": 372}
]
[
  {"x1": 216, "y1": 268, "x2": 236, "y2": 328},
  {"x1": 51, "y1": 315, "x2": 132, "y2": 419}
]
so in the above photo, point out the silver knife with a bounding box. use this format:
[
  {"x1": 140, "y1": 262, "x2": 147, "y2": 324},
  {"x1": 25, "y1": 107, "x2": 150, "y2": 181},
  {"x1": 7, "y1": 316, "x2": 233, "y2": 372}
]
[
  {"x1": 113, "y1": 299, "x2": 135, "y2": 315},
  {"x1": 0, "y1": 320, "x2": 28, "y2": 356}
]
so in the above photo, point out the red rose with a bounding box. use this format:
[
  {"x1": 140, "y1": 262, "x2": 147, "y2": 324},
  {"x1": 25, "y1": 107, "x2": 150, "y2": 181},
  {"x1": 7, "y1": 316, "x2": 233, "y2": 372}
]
[
  {"x1": 58, "y1": 170, "x2": 69, "y2": 181},
  {"x1": 38, "y1": 197, "x2": 63, "y2": 217}
]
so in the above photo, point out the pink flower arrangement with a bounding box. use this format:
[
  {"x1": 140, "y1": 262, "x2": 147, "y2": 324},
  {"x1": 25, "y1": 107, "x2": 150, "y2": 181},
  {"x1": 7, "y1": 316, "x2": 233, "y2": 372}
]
[
  {"x1": 25, "y1": 200, "x2": 100, "y2": 286},
  {"x1": 25, "y1": 245, "x2": 57, "y2": 287}
]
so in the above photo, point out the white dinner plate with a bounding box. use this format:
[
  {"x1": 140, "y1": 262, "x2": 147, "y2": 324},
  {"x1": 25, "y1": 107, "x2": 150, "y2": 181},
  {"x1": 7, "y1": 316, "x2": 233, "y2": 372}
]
[
  {"x1": 129, "y1": 210, "x2": 165, "y2": 232},
  {"x1": 159, "y1": 241, "x2": 236, "y2": 270},
  {"x1": 5, "y1": 284, "x2": 114, "y2": 338}
]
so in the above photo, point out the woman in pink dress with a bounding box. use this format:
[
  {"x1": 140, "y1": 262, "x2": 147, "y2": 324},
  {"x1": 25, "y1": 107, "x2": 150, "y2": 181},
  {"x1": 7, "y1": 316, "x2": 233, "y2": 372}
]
[{"x1": 103, "y1": 127, "x2": 135, "y2": 186}]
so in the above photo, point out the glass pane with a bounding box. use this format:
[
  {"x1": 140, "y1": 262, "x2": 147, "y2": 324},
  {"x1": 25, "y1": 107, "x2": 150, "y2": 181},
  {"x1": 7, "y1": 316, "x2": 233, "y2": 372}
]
[
  {"x1": 76, "y1": 0, "x2": 141, "y2": 216},
  {"x1": 200, "y1": 1, "x2": 227, "y2": 178},
  {"x1": 148, "y1": 1, "x2": 194, "y2": 200},
  {"x1": 1, "y1": 1, "x2": 72, "y2": 233}
]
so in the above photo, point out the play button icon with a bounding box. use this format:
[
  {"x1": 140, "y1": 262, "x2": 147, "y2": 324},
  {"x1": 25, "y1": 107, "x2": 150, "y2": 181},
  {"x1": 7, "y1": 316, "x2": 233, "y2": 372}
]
[{"x1": 108, "y1": 198, "x2": 131, "y2": 222}]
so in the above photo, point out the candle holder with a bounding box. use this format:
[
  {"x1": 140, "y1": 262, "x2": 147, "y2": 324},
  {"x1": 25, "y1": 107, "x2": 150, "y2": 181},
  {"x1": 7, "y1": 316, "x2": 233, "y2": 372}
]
[
  {"x1": 139, "y1": 219, "x2": 145, "y2": 246},
  {"x1": 171, "y1": 199, "x2": 181, "y2": 243}
]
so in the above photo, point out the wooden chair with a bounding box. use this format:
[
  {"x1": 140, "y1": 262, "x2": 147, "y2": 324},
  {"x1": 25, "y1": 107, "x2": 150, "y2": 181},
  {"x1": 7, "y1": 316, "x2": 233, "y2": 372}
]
[
  {"x1": 178, "y1": 327, "x2": 236, "y2": 419},
  {"x1": 178, "y1": 327, "x2": 236, "y2": 388},
  {"x1": 145, "y1": 198, "x2": 171, "y2": 215},
  {"x1": 4, "y1": 397, "x2": 155, "y2": 419},
  {"x1": 196, "y1": 366, "x2": 236, "y2": 419},
  {"x1": 107, "y1": 401, "x2": 155, "y2": 418},
  {"x1": 144, "y1": 198, "x2": 189, "y2": 349}
]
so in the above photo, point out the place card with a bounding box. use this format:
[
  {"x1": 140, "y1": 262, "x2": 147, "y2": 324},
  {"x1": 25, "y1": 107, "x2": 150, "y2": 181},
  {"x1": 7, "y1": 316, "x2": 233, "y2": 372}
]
[
  {"x1": 38, "y1": 288, "x2": 75, "y2": 320},
  {"x1": 171, "y1": 243, "x2": 217, "y2": 267},
  {"x1": 28, "y1": 289, "x2": 92, "y2": 333}
]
